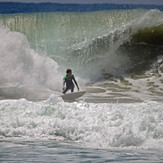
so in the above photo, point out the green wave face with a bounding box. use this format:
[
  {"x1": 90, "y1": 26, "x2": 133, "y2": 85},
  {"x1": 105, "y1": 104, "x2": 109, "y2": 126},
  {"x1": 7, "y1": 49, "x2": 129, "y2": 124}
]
[{"x1": 132, "y1": 24, "x2": 163, "y2": 45}]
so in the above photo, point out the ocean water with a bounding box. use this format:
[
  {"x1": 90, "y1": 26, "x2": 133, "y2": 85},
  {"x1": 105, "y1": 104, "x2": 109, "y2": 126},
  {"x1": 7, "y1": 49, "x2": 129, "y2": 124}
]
[{"x1": 0, "y1": 3, "x2": 163, "y2": 162}]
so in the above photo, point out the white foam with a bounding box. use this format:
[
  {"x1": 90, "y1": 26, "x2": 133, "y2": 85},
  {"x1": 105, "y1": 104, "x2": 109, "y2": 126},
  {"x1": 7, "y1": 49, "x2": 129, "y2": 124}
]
[
  {"x1": 0, "y1": 96, "x2": 162, "y2": 150},
  {"x1": 0, "y1": 27, "x2": 63, "y2": 99}
]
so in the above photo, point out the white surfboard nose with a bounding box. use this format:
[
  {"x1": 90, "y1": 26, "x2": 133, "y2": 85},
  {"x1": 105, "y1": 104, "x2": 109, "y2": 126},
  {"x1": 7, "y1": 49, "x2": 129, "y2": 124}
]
[{"x1": 61, "y1": 91, "x2": 86, "y2": 102}]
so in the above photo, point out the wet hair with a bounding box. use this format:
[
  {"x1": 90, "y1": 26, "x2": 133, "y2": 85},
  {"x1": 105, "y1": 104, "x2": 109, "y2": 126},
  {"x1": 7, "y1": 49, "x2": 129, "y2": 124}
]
[{"x1": 66, "y1": 69, "x2": 72, "y2": 73}]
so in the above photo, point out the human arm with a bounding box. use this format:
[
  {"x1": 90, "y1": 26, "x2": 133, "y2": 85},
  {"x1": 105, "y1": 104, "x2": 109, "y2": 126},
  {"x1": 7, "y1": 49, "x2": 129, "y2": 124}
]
[
  {"x1": 63, "y1": 76, "x2": 66, "y2": 90},
  {"x1": 73, "y1": 75, "x2": 79, "y2": 91}
]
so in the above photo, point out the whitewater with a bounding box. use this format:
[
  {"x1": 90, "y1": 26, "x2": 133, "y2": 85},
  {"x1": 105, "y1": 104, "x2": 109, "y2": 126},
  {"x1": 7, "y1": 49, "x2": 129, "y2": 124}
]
[{"x1": 0, "y1": 7, "x2": 163, "y2": 162}]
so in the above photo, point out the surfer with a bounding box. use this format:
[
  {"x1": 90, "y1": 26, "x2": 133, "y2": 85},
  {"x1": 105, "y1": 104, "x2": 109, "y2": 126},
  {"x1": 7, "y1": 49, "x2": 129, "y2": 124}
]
[{"x1": 62, "y1": 69, "x2": 79, "y2": 94}]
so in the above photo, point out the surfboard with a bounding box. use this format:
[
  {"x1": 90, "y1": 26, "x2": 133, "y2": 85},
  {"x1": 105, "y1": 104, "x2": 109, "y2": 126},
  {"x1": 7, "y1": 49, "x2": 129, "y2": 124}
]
[{"x1": 61, "y1": 91, "x2": 86, "y2": 102}]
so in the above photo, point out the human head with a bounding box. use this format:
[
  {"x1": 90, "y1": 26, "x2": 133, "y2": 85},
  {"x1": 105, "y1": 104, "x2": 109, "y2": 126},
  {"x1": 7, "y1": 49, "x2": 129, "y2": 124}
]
[{"x1": 66, "y1": 69, "x2": 72, "y2": 75}]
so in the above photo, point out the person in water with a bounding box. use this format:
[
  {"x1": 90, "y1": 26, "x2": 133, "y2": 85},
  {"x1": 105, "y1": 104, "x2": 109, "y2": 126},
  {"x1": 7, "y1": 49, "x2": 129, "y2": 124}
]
[{"x1": 62, "y1": 69, "x2": 79, "y2": 94}]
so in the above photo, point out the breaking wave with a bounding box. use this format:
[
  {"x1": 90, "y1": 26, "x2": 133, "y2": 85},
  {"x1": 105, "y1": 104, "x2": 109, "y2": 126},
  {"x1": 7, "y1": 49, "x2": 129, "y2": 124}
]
[{"x1": 0, "y1": 9, "x2": 162, "y2": 99}]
